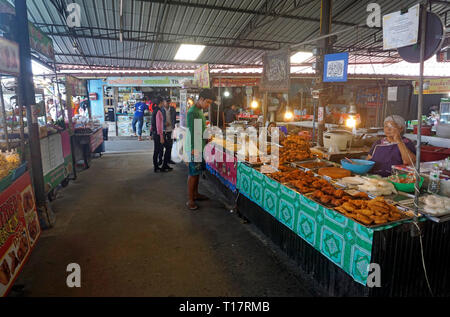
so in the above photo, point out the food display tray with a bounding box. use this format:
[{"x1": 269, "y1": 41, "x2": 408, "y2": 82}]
[
  {"x1": 395, "y1": 198, "x2": 450, "y2": 223},
  {"x1": 301, "y1": 192, "x2": 415, "y2": 229},
  {"x1": 291, "y1": 158, "x2": 339, "y2": 172}
]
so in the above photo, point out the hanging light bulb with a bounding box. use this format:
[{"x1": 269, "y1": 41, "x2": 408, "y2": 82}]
[
  {"x1": 346, "y1": 115, "x2": 356, "y2": 129},
  {"x1": 284, "y1": 110, "x2": 294, "y2": 121},
  {"x1": 224, "y1": 91, "x2": 230, "y2": 98},
  {"x1": 250, "y1": 100, "x2": 259, "y2": 109}
]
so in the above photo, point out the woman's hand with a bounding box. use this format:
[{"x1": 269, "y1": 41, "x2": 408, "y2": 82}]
[{"x1": 392, "y1": 127, "x2": 403, "y2": 144}]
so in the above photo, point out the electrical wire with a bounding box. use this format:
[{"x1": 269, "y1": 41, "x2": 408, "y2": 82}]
[{"x1": 413, "y1": 221, "x2": 434, "y2": 297}]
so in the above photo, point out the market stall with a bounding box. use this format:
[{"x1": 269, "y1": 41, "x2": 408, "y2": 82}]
[
  {"x1": 228, "y1": 134, "x2": 450, "y2": 296},
  {"x1": 0, "y1": 27, "x2": 41, "y2": 297}
]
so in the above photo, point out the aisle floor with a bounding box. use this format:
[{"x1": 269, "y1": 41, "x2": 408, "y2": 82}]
[{"x1": 14, "y1": 142, "x2": 314, "y2": 296}]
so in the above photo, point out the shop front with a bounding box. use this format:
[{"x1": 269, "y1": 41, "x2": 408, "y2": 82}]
[{"x1": 89, "y1": 76, "x2": 192, "y2": 137}]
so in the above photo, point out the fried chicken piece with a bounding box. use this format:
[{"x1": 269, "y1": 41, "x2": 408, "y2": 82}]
[
  {"x1": 330, "y1": 198, "x2": 343, "y2": 207},
  {"x1": 341, "y1": 196, "x2": 352, "y2": 202},
  {"x1": 342, "y1": 202, "x2": 357, "y2": 212},
  {"x1": 333, "y1": 189, "x2": 345, "y2": 199},
  {"x1": 312, "y1": 190, "x2": 324, "y2": 199},
  {"x1": 353, "y1": 192, "x2": 369, "y2": 199},
  {"x1": 320, "y1": 195, "x2": 332, "y2": 204},
  {"x1": 322, "y1": 186, "x2": 335, "y2": 196},
  {"x1": 356, "y1": 214, "x2": 374, "y2": 225},
  {"x1": 358, "y1": 209, "x2": 374, "y2": 217}
]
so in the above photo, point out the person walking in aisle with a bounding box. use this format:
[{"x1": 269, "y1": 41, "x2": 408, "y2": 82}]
[
  {"x1": 186, "y1": 89, "x2": 216, "y2": 210},
  {"x1": 160, "y1": 97, "x2": 177, "y2": 170},
  {"x1": 151, "y1": 97, "x2": 169, "y2": 173},
  {"x1": 132, "y1": 97, "x2": 148, "y2": 141}
]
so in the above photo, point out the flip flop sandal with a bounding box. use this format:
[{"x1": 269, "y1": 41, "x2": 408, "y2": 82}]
[{"x1": 186, "y1": 202, "x2": 199, "y2": 210}]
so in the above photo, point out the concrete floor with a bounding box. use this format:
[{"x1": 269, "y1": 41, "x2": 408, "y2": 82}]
[{"x1": 13, "y1": 142, "x2": 315, "y2": 297}]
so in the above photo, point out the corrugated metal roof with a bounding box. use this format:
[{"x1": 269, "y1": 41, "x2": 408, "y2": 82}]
[{"x1": 20, "y1": 0, "x2": 450, "y2": 71}]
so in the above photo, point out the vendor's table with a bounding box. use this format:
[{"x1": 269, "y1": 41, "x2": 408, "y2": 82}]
[
  {"x1": 72, "y1": 128, "x2": 104, "y2": 169},
  {"x1": 312, "y1": 146, "x2": 370, "y2": 163},
  {"x1": 234, "y1": 162, "x2": 450, "y2": 296}
]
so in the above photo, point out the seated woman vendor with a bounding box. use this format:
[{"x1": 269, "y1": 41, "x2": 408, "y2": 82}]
[{"x1": 367, "y1": 115, "x2": 416, "y2": 177}]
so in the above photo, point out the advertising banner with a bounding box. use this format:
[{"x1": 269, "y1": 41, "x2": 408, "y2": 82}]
[
  {"x1": 106, "y1": 76, "x2": 192, "y2": 87},
  {"x1": 413, "y1": 78, "x2": 450, "y2": 94},
  {"x1": 28, "y1": 22, "x2": 55, "y2": 60},
  {"x1": 0, "y1": 172, "x2": 41, "y2": 296},
  {"x1": 212, "y1": 78, "x2": 260, "y2": 87},
  {"x1": 0, "y1": 37, "x2": 20, "y2": 75},
  {"x1": 0, "y1": 0, "x2": 54, "y2": 61},
  {"x1": 194, "y1": 64, "x2": 210, "y2": 88}
]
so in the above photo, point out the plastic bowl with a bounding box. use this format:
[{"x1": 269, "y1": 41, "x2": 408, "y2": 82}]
[
  {"x1": 388, "y1": 174, "x2": 424, "y2": 193},
  {"x1": 340, "y1": 159, "x2": 375, "y2": 175}
]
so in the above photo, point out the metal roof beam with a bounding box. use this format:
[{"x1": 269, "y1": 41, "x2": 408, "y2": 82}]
[
  {"x1": 45, "y1": 31, "x2": 282, "y2": 51},
  {"x1": 55, "y1": 53, "x2": 262, "y2": 67},
  {"x1": 135, "y1": 0, "x2": 362, "y2": 28},
  {"x1": 34, "y1": 22, "x2": 296, "y2": 47}
]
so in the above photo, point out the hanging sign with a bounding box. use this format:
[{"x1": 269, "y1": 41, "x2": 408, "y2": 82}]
[
  {"x1": 382, "y1": 4, "x2": 420, "y2": 50},
  {"x1": 323, "y1": 52, "x2": 349, "y2": 82},
  {"x1": 106, "y1": 76, "x2": 192, "y2": 87},
  {"x1": 194, "y1": 64, "x2": 210, "y2": 88},
  {"x1": 413, "y1": 78, "x2": 450, "y2": 95},
  {"x1": 66, "y1": 75, "x2": 86, "y2": 96},
  {"x1": 388, "y1": 87, "x2": 398, "y2": 101},
  {"x1": 212, "y1": 78, "x2": 260, "y2": 87},
  {"x1": 0, "y1": 37, "x2": 20, "y2": 75},
  {"x1": 261, "y1": 48, "x2": 290, "y2": 92},
  {"x1": 28, "y1": 22, "x2": 55, "y2": 60},
  {"x1": 0, "y1": 0, "x2": 54, "y2": 61}
]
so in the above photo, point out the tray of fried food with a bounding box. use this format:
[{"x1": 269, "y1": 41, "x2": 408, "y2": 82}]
[
  {"x1": 334, "y1": 196, "x2": 412, "y2": 228},
  {"x1": 309, "y1": 184, "x2": 357, "y2": 207},
  {"x1": 278, "y1": 135, "x2": 313, "y2": 164},
  {"x1": 268, "y1": 166, "x2": 311, "y2": 183},
  {"x1": 292, "y1": 158, "x2": 337, "y2": 171}
]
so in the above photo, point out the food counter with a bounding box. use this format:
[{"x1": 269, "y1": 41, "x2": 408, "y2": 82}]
[
  {"x1": 204, "y1": 134, "x2": 450, "y2": 296},
  {"x1": 204, "y1": 142, "x2": 238, "y2": 194},
  {"x1": 72, "y1": 127, "x2": 105, "y2": 169}
]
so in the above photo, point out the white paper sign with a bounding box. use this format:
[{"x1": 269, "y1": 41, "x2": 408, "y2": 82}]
[
  {"x1": 383, "y1": 4, "x2": 420, "y2": 50},
  {"x1": 388, "y1": 87, "x2": 398, "y2": 101}
]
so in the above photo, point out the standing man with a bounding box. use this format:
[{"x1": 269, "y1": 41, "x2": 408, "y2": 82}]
[
  {"x1": 132, "y1": 98, "x2": 148, "y2": 141},
  {"x1": 160, "y1": 97, "x2": 177, "y2": 170},
  {"x1": 186, "y1": 89, "x2": 216, "y2": 210},
  {"x1": 225, "y1": 104, "x2": 238, "y2": 124},
  {"x1": 151, "y1": 97, "x2": 168, "y2": 173}
]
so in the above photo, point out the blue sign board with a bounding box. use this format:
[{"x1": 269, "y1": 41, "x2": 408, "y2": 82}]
[{"x1": 323, "y1": 52, "x2": 349, "y2": 82}]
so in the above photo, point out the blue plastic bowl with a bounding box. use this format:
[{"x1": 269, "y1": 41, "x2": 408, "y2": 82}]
[{"x1": 340, "y1": 159, "x2": 375, "y2": 175}]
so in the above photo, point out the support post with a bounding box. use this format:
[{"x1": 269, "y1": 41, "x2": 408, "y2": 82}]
[
  {"x1": 317, "y1": 0, "x2": 332, "y2": 147},
  {"x1": 413, "y1": 3, "x2": 428, "y2": 235},
  {"x1": 14, "y1": 0, "x2": 54, "y2": 227}
]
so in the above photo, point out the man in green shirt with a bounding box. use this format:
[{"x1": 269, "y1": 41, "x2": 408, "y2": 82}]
[{"x1": 186, "y1": 89, "x2": 216, "y2": 211}]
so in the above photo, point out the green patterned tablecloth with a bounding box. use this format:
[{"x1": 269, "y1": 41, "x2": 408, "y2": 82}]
[{"x1": 237, "y1": 162, "x2": 393, "y2": 285}]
